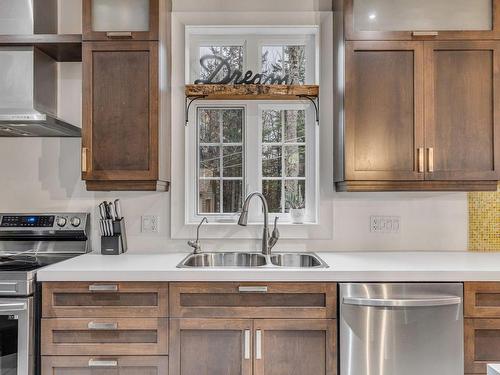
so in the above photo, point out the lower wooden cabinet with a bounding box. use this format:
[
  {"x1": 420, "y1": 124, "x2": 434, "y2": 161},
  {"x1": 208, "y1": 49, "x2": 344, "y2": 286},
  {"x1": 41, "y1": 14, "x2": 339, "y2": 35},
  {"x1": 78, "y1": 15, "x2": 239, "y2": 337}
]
[
  {"x1": 253, "y1": 319, "x2": 336, "y2": 375},
  {"x1": 42, "y1": 356, "x2": 168, "y2": 375},
  {"x1": 465, "y1": 319, "x2": 500, "y2": 374},
  {"x1": 169, "y1": 318, "x2": 337, "y2": 375},
  {"x1": 41, "y1": 318, "x2": 168, "y2": 356}
]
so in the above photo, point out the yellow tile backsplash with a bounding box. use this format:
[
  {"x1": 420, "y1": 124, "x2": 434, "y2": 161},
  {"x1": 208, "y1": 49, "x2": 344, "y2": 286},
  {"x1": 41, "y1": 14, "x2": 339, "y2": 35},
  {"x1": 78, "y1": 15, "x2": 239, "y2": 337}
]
[{"x1": 468, "y1": 183, "x2": 500, "y2": 251}]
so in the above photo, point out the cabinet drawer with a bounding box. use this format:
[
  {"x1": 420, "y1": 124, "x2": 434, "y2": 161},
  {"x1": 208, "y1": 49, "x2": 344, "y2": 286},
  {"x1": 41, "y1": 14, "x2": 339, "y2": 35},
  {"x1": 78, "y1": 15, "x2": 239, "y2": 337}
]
[
  {"x1": 465, "y1": 319, "x2": 500, "y2": 374},
  {"x1": 42, "y1": 356, "x2": 168, "y2": 375},
  {"x1": 41, "y1": 318, "x2": 168, "y2": 356},
  {"x1": 465, "y1": 283, "x2": 500, "y2": 318},
  {"x1": 42, "y1": 282, "x2": 168, "y2": 318},
  {"x1": 170, "y1": 283, "x2": 337, "y2": 319}
]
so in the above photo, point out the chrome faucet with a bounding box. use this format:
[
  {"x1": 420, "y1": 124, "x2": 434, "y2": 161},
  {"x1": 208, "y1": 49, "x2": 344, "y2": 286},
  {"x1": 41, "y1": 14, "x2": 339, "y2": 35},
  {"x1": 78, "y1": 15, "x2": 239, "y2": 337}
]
[
  {"x1": 188, "y1": 217, "x2": 208, "y2": 254},
  {"x1": 238, "y1": 192, "x2": 280, "y2": 256}
]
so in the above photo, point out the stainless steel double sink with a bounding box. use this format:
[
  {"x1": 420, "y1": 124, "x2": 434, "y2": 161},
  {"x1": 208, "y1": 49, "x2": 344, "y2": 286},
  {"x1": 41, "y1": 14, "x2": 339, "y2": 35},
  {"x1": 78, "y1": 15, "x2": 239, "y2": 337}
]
[{"x1": 177, "y1": 252, "x2": 328, "y2": 269}]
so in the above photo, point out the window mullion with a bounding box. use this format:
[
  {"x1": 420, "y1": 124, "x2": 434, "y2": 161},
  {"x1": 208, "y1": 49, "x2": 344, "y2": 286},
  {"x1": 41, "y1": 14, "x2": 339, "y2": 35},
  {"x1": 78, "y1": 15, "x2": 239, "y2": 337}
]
[
  {"x1": 281, "y1": 110, "x2": 286, "y2": 214},
  {"x1": 219, "y1": 111, "x2": 224, "y2": 214}
]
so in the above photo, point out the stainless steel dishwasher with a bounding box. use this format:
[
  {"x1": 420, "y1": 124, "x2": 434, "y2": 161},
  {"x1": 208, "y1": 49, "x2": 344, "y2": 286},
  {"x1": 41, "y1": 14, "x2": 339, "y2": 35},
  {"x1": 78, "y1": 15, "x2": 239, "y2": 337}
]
[{"x1": 340, "y1": 283, "x2": 463, "y2": 375}]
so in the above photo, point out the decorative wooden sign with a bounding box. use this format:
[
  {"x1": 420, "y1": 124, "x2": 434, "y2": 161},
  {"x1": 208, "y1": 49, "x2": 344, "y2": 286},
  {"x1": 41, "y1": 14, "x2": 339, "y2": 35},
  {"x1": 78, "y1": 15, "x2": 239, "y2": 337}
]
[{"x1": 194, "y1": 55, "x2": 294, "y2": 85}]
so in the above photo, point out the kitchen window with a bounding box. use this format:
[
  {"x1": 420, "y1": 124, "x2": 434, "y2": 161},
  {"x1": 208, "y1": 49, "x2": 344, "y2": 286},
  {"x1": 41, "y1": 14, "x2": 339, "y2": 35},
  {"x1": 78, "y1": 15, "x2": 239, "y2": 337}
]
[{"x1": 186, "y1": 27, "x2": 318, "y2": 224}]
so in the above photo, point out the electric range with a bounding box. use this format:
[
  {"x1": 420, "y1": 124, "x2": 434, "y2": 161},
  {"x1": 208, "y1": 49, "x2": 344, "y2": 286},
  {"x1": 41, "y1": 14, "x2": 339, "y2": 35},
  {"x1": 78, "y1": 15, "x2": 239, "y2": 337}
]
[{"x1": 0, "y1": 212, "x2": 91, "y2": 375}]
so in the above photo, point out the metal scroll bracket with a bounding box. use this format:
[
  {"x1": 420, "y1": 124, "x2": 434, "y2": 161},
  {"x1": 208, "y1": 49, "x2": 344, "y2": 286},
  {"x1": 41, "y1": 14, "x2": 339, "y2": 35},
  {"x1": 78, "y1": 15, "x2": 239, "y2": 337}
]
[
  {"x1": 297, "y1": 95, "x2": 320, "y2": 125},
  {"x1": 185, "y1": 95, "x2": 208, "y2": 126}
]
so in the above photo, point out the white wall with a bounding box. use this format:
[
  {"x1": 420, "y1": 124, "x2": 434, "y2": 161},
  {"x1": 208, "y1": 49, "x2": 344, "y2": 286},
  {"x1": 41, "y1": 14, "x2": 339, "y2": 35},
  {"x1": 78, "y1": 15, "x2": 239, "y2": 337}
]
[{"x1": 0, "y1": 0, "x2": 469, "y2": 253}]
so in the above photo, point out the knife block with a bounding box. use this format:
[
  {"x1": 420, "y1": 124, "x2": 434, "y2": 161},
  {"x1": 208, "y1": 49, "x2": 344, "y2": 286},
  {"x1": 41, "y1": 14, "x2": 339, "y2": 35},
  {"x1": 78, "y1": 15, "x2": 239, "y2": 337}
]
[{"x1": 101, "y1": 219, "x2": 128, "y2": 255}]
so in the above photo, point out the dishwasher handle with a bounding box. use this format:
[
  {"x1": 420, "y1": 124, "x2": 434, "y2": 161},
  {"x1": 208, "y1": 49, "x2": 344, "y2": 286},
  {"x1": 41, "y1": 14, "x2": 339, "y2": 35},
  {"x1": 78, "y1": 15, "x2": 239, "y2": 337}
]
[{"x1": 343, "y1": 296, "x2": 462, "y2": 308}]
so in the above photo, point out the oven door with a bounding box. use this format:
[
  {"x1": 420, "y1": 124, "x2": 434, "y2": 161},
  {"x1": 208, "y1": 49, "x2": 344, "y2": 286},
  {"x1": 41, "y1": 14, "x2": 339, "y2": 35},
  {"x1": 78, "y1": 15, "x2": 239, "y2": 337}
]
[{"x1": 0, "y1": 298, "x2": 33, "y2": 375}]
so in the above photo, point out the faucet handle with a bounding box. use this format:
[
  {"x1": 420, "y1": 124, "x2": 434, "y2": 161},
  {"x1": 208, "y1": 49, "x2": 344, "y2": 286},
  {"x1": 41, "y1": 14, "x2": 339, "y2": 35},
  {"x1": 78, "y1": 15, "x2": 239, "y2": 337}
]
[{"x1": 269, "y1": 217, "x2": 280, "y2": 249}]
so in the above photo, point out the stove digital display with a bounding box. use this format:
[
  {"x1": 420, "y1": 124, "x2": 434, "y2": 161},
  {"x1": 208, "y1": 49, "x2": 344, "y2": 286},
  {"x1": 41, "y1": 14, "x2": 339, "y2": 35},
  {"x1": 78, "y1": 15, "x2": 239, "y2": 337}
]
[{"x1": 0, "y1": 216, "x2": 55, "y2": 227}]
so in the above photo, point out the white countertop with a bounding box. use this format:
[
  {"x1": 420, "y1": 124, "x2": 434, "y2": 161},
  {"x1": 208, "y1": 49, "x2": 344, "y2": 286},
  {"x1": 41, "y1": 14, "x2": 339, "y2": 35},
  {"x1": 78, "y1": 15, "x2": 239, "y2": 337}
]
[
  {"x1": 488, "y1": 364, "x2": 500, "y2": 375},
  {"x1": 36, "y1": 251, "x2": 500, "y2": 282}
]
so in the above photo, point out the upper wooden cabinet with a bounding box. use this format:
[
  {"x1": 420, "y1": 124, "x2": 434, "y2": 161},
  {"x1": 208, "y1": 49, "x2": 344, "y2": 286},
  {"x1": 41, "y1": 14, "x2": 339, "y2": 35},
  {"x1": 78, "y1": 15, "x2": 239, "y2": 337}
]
[
  {"x1": 82, "y1": 41, "x2": 168, "y2": 191},
  {"x1": 345, "y1": 0, "x2": 500, "y2": 40},
  {"x1": 337, "y1": 40, "x2": 500, "y2": 192},
  {"x1": 83, "y1": 0, "x2": 159, "y2": 41},
  {"x1": 343, "y1": 41, "x2": 424, "y2": 182},
  {"x1": 424, "y1": 41, "x2": 500, "y2": 181}
]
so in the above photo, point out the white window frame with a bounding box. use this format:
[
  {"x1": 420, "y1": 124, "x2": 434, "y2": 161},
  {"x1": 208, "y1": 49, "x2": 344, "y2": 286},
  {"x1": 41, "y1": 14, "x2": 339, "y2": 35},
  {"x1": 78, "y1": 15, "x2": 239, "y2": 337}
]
[
  {"x1": 187, "y1": 101, "x2": 318, "y2": 225},
  {"x1": 188, "y1": 31, "x2": 316, "y2": 85},
  {"x1": 186, "y1": 27, "x2": 319, "y2": 225}
]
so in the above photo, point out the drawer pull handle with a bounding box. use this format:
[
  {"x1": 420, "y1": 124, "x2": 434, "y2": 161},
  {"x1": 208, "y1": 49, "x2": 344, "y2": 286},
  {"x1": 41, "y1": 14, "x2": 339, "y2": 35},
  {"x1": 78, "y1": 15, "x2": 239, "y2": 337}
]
[
  {"x1": 88, "y1": 359, "x2": 118, "y2": 368},
  {"x1": 106, "y1": 31, "x2": 133, "y2": 38},
  {"x1": 88, "y1": 322, "x2": 118, "y2": 330},
  {"x1": 238, "y1": 286, "x2": 268, "y2": 293},
  {"x1": 255, "y1": 330, "x2": 262, "y2": 359},
  {"x1": 412, "y1": 31, "x2": 438, "y2": 36},
  {"x1": 88, "y1": 284, "x2": 118, "y2": 292}
]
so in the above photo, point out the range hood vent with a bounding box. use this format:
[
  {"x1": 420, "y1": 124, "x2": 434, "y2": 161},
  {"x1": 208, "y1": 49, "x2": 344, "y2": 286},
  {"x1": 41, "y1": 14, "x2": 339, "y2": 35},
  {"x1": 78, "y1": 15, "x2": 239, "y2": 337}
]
[{"x1": 0, "y1": 47, "x2": 81, "y2": 137}]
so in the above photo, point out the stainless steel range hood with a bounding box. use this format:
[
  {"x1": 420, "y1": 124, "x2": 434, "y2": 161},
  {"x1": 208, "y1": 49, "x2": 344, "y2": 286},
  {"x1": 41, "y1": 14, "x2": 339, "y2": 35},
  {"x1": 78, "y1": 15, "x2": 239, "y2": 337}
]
[
  {"x1": 0, "y1": 47, "x2": 81, "y2": 137},
  {"x1": 0, "y1": 0, "x2": 81, "y2": 137}
]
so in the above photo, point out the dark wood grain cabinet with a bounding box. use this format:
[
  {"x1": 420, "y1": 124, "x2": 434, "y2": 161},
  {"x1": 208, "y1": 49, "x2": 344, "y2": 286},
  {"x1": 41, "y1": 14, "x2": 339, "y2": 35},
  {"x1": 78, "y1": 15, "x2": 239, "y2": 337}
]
[
  {"x1": 81, "y1": 0, "x2": 171, "y2": 191},
  {"x1": 42, "y1": 356, "x2": 168, "y2": 375},
  {"x1": 169, "y1": 319, "x2": 253, "y2": 375},
  {"x1": 83, "y1": 0, "x2": 160, "y2": 41},
  {"x1": 337, "y1": 40, "x2": 500, "y2": 192},
  {"x1": 344, "y1": 0, "x2": 500, "y2": 41},
  {"x1": 424, "y1": 41, "x2": 500, "y2": 182},
  {"x1": 169, "y1": 283, "x2": 337, "y2": 375},
  {"x1": 465, "y1": 283, "x2": 500, "y2": 374}
]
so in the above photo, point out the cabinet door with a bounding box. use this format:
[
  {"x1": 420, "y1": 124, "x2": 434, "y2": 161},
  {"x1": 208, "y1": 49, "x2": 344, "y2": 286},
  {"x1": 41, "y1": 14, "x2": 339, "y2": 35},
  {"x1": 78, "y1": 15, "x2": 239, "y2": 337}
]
[
  {"x1": 82, "y1": 41, "x2": 158, "y2": 182},
  {"x1": 83, "y1": 0, "x2": 159, "y2": 41},
  {"x1": 465, "y1": 319, "x2": 500, "y2": 374},
  {"x1": 344, "y1": 41, "x2": 424, "y2": 181},
  {"x1": 345, "y1": 0, "x2": 500, "y2": 41},
  {"x1": 424, "y1": 41, "x2": 500, "y2": 181},
  {"x1": 253, "y1": 319, "x2": 336, "y2": 375},
  {"x1": 169, "y1": 319, "x2": 253, "y2": 375},
  {"x1": 42, "y1": 356, "x2": 168, "y2": 375}
]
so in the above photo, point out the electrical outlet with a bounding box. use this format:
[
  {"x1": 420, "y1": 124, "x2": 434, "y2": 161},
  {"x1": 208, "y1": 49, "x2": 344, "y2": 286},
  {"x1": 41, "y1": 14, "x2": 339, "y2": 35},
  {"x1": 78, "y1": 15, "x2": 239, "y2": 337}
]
[
  {"x1": 141, "y1": 215, "x2": 160, "y2": 233},
  {"x1": 370, "y1": 216, "x2": 401, "y2": 233}
]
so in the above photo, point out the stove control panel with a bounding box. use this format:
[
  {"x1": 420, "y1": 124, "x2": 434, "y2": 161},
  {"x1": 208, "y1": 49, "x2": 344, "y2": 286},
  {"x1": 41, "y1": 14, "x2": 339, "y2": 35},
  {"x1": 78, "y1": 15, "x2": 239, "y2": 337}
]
[
  {"x1": 0, "y1": 213, "x2": 89, "y2": 230},
  {"x1": 1, "y1": 215, "x2": 55, "y2": 228}
]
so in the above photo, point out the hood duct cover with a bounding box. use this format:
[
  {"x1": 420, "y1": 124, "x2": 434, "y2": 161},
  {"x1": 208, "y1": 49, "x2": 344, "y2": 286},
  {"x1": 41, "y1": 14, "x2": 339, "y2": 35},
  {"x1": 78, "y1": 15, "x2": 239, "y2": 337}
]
[{"x1": 0, "y1": 46, "x2": 81, "y2": 137}]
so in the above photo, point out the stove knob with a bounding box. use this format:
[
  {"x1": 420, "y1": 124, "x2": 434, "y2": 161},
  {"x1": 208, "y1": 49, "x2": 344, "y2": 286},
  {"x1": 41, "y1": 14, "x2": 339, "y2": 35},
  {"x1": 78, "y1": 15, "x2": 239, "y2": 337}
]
[
  {"x1": 56, "y1": 217, "x2": 67, "y2": 227},
  {"x1": 70, "y1": 217, "x2": 81, "y2": 227}
]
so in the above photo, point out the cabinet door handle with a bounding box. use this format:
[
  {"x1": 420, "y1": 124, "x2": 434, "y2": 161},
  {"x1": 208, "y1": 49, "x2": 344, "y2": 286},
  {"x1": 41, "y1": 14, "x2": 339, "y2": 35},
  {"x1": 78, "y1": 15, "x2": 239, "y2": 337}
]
[
  {"x1": 88, "y1": 359, "x2": 118, "y2": 368},
  {"x1": 88, "y1": 284, "x2": 118, "y2": 292},
  {"x1": 255, "y1": 330, "x2": 262, "y2": 360},
  {"x1": 81, "y1": 147, "x2": 88, "y2": 173},
  {"x1": 238, "y1": 286, "x2": 268, "y2": 293},
  {"x1": 427, "y1": 147, "x2": 434, "y2": 172},
  {"x1": 106, "y1": 31, "x2": 133, "y2": 38},
  {"x1": 88, "y1": 322, "x2": 118, "y2": 330},
  {"x1": 418, "y1": 148, "x2": 424, "y2": 173},
  {"x1": 244, "y1": 329, "x2": 251, "y2": 359}
]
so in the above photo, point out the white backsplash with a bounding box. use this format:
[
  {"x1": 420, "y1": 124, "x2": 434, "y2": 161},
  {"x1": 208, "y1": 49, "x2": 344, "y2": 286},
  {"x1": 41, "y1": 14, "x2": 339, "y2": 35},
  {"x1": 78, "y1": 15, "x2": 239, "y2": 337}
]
[
  {"x1": 0, "y1": 138, "x2": 468, "y2": 252},
  {"x1": 0, "y1": 0, "x2": 469, "y2": 253}
]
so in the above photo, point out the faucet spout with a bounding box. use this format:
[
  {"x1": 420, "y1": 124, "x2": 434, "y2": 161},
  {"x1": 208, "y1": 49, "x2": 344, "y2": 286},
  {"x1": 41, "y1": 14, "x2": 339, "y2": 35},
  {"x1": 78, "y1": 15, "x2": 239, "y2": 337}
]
[{"x1": 239, "y1": 192, "x2": 278, "y2": 255}]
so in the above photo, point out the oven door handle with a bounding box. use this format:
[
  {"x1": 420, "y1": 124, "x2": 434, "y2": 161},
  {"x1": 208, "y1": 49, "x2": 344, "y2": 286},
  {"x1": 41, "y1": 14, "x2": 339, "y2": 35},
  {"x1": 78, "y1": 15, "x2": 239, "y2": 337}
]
[
  {"x1": 0, "y1": 302, "x2": 27, "y2": 312},
  {"x1": 343, "y1": 296, "x2": 462, "y2": 308}
]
